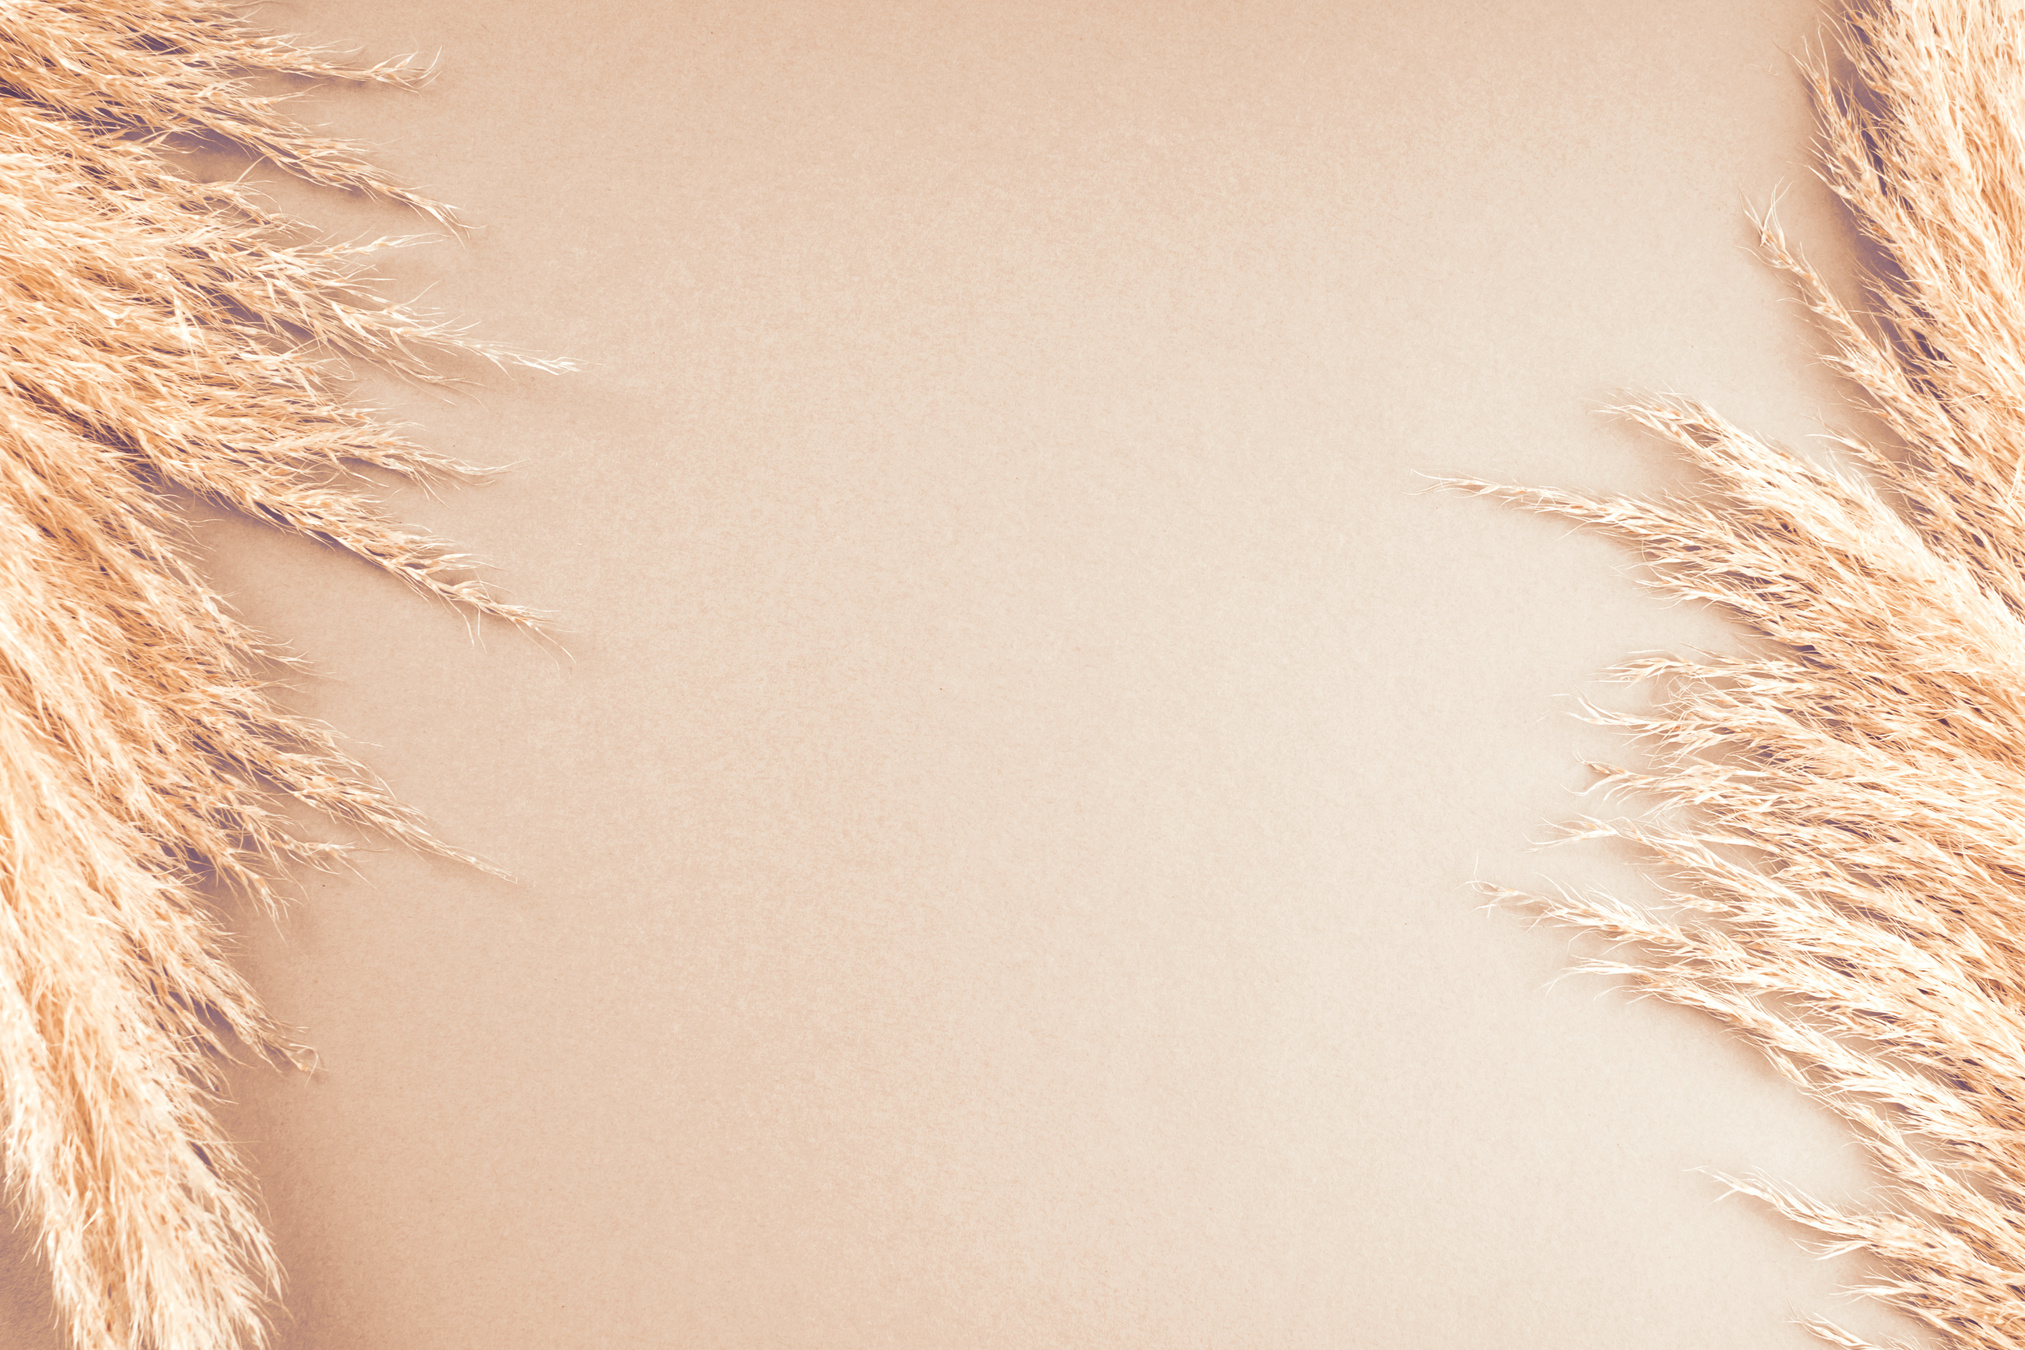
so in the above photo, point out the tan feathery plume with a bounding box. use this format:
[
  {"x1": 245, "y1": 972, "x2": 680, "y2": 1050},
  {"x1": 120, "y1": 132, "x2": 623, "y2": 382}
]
[
  {"x1": 0, "y1": 3, "x2": 548, "y2": 1347},
  {"x1": 1458, "y1": 0, "x2": 2025, "y2": 1345}
]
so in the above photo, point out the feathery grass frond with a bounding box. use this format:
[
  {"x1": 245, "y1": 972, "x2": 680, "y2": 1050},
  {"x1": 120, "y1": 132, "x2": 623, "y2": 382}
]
[
  {"x1": 0, "y1": 4, "x2": 545, "y2": 1347},
  {"x1": 1466, "y1": 2, "x2": 2025, "y2": 1344}
]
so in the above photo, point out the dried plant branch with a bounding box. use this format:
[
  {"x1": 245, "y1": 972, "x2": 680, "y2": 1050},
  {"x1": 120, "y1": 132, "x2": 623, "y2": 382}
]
[
  {"x1": 1458, "y1": 2, "x2": 2025, "y2": 1345},
  {"x1": 0, "y1": 4, "x2": 549, "y2": 1348}
]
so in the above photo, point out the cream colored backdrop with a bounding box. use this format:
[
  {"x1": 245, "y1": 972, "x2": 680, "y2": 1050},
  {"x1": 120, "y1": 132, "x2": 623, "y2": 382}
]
[{"x1": 0, "y1": 1, "x2": 1910, "y2": 1346}]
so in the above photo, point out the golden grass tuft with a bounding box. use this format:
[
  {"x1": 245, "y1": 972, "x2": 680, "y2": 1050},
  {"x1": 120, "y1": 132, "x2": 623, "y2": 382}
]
[
  {"x1": 0, "y1": 4, "x2": 546, "y2": 1347},
  {"x1": 1459, "y1": 1, "x2": 2025, "y2": 1344}
]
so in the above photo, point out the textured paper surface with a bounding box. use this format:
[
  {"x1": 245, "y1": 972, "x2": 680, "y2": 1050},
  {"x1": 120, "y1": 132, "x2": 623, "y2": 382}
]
[{"x1": 0, "y1": 1, "x2": 1914, "y2": 1345}]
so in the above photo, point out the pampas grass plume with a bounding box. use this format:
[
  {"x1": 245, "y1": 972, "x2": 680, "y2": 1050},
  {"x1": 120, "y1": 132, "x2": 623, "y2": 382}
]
[
  {"x1": 1463, "y1": 1, "x2": 2025, "y2": 1345},
  {"x1": 0, "y1": 4, "x2": 545, "y2": 1347}
]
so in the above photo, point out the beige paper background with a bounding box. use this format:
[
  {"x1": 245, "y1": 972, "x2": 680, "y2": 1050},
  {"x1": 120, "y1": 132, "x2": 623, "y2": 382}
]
[{"x1": 0, "y1": 1, "x2": 1919, "y2": 1346}]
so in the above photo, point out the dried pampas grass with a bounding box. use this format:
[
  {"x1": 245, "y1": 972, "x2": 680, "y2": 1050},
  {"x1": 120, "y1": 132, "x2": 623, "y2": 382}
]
[
  {"x1": 1461, "y1": 0, "x2": 2025, "y2": 1345},
  {"x1": 0, "y1": 4, "x2": 544, "y2": 1348}
]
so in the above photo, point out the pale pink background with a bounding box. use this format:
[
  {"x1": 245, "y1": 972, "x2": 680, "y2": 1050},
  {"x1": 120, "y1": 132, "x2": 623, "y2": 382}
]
[{"x1": 0, "y1": 1, "x2": 1915, "y2": 1346}]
